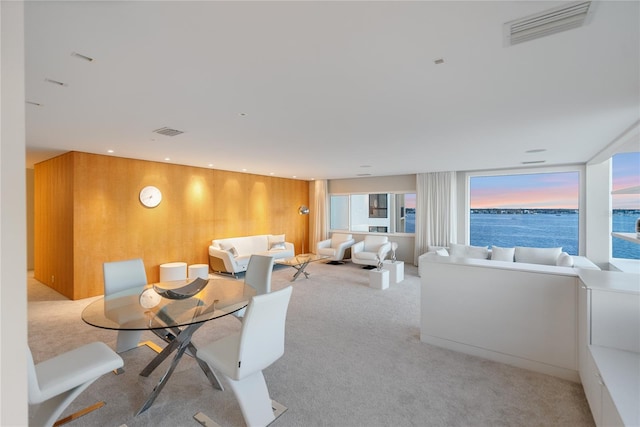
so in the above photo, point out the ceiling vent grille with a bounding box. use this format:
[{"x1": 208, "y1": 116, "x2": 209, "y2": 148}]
[
  {"x1": 504, "y1": 1, "x2": 592, "y2": 46},
  {"x1": 153, "y1": 127, "x2": 184, "y2": 137}
]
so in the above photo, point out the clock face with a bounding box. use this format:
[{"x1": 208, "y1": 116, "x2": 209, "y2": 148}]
[{"x1": 139, "y1": 186, "x2": 162, "y2": 208}]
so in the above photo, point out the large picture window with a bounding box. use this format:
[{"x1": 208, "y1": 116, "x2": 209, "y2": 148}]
[
  {"x1": 330, "y1": 193, "x2": 415, "y2": 234},
  {"x1": 469, "y1": 171, "x2": 580, "y2": 255}
]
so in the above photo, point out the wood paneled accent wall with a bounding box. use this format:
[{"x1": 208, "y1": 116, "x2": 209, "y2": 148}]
[{"x1": 34, "y1": 151, "x2": 309, "y2": 300}]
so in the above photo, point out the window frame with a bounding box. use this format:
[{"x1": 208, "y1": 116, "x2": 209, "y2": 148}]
[
  {"x1": 328, "y1": 192, "x2": 416, "y2": 235},
  {"x1": 464, "y1": 165, "x2": 586, "y2": 255}
]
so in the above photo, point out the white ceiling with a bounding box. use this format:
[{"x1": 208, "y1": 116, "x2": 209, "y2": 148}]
[{"x1": 25, "y1": 1, "x2": 640, "y2": 180}]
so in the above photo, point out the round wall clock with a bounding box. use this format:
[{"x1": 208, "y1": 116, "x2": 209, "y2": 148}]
[{"x1": 139, "y1": 185, "x2": 162, "y2": 208}]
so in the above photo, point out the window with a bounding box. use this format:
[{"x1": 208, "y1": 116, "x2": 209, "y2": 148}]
[
  {"x1": 469, "y1": 171, "x2": 580, "y2": 255},
  {"x1": 329, "y1": 193, "x2": 416, "y2": 234},
  {"x1": 611, "y1": 152, "x2": 640, "y2": 260}
]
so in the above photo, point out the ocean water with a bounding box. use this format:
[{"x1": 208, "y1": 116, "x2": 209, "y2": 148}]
[{"x1": 469, "y1": 212, "x2": 639, "y2": 260}]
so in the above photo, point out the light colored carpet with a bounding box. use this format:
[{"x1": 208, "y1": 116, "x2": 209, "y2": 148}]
[{"x1": 28, "y1": 262, "x2": 594, "y2": 427}]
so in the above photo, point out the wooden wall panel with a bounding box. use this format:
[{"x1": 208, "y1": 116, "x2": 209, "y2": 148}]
[
  {"x1": 34, "y1": 153, "x2": 74, "y2": 297},
  {"x1": 34, "y1": 151, "x2": 309, "y2": 299}
]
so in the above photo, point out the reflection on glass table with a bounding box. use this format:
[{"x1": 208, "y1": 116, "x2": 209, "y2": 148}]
[{"x1": 275, "y1": 254, "x2": 330, "y2": 281}]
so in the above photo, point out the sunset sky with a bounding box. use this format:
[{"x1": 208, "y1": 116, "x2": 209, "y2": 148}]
[{"x1": 470, "y1": 152, "x2": 639, "y2": 209}]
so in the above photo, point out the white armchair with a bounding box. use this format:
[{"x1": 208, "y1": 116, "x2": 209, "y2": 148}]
[
  {"x1": 351, "y1": 236, "x2": 391, "y2": 269},
  {"x1": 316, "y1": 233, "x2": 355, "y2": 264}
]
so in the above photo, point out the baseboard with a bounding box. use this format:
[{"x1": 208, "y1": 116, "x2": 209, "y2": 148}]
[{"x1": 420, "y1": 334, "x2": 580, "y2": 383}]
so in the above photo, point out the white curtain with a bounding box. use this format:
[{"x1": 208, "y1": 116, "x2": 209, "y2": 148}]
[
  {"x1": 310, "y1": 179, "x2": 328, "y2": 254},
  {"x1": 414, "y1": 172, "x2": 457, "y2": 264}
]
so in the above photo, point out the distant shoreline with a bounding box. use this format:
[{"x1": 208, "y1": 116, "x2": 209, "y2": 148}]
[{"x1": 471, "y1": 209, "x2": 640, "y2": 215}]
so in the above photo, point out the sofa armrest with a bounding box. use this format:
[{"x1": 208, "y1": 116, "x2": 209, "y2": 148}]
[{"x1": 208, "y1": 246, "x2": 238, "y2": 273}]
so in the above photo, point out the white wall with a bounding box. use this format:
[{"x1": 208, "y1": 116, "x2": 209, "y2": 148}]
[{"x1": 1, "y1": 1, "x2": 28, "y2": 424}]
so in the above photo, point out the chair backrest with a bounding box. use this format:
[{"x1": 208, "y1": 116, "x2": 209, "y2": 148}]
[
  {"x1": 363, "y1": 235, "x2": 389, "y2": 252},
  {"x1": 235, "y1": 286, "x2": 293, "y2": 380},
  {"x1": 103, "y1": 258, "x2": 147, "y2": 295},
  {"x1": 331, "y1": 233, "x2": 353, "y2": 247},
  {"x1": 244, "y1": 254, "x2": 274, "y2": 295},
  {"x1": 26, "y1": 346, "x2": 43, "y2": 404}
]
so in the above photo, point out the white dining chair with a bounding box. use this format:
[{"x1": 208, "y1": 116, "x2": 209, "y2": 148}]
[
  {"x1": 103, "y1": 258, "x2": 149, "y2": 353},
  {"x1": 233, "y1": 254, "x2": 274, "y2": 319},
  {"x1": 28, "y1": 342, "x2": 123, "y2": 427},
  {"x1": 196, "y1": 286, "x2": 293, "y2": 427}
]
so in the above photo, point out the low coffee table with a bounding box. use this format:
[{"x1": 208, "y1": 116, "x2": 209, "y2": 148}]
[{"x1": 276, "y1": 254, "x2": 329, "y2": 281}]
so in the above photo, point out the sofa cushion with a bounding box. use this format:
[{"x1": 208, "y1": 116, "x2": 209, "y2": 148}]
[
  {"x1": 436, "y1": 248, "x2": 449, "y2": 256},
  {"x1": 491, "y1": 246, "x2": 515, "y2": 262},
  {"x1": 515, "y1": 246, "x2": 562, "y2": 265},
  {"x1": 450, "y1": 243, "x2": 489, "y2": 259},
  {"x1": 556, "y1": 252, "x2": 574, "y2": 267}
]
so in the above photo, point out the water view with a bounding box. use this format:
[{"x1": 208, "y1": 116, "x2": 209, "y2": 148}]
[{"x1": 470, "y1": 210, "x2": 639, "y2": 259}]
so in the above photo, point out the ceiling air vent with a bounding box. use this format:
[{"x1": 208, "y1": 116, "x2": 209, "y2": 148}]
[
  {"x1": 153, "y1": 127, "x2": 184, "y2": 137},
  {"x1": 504, "y1": 1, "x2": 592, "y2": 46}
]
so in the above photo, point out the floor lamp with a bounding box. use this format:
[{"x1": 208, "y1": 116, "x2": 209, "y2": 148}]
[{"x1": 298, "y1": 205, "x2": 309, "y2": 254}]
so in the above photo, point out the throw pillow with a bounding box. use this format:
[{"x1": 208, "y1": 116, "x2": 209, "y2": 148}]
[
  {"x1": 448, "y1": 243, "x2": 467, "y2": 257},
  {"x1": 435, "y1": 248, "x2": 449, "y2": 256},
  {"x1": 491, "y1": 246, "x2": 515, "y2": 262},
  {"x1": 449, "y1": 243, "x2": 489, "y2": 259},
  {"x1": 270, "y1": 242, "x2": 286, "y2": 250},
  {"x1": 268, "y1": 234, "x2": 286, "y2": 247},
  {"x1": 556, "y1": 252, "x2": 574, "y2": 267},
  {"x1": 515, "y1": 246, "x2": 562, "y2": 265},
  {"x1": 227, "y1": 245, "x2": 239, "y2": 258}
]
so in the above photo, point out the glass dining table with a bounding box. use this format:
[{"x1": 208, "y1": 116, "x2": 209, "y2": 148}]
[{"x1": 81, "y1": 277, "x2": 256, "y2": 415}]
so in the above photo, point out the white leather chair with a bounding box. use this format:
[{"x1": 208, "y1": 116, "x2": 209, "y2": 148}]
[
  {"x1": 196, "y1": 286, "x2": 293, "y2": 427},
  {"x1": 28, "y1": 342, "x2": 123, "y2": 427},
  {"x1": 103, "y1": 258, "x2": 148, "y2": 353},
  {"x1": 316, "y1": 233, "x2": 355, "y2": 264},
  {"x1": 351, "y1": 235, "x2": 392, "y2": 269},
  {"x1": 234, "y1": 254, "x2": 275, "y2": 319}
]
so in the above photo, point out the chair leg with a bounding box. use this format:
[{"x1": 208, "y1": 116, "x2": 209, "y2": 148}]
[
  {"x1": 226, "y1": 371, "x2": 275, "y2": 427},
  {"x1": 115, "y1": 330, "x2": 144, "y2": 353},
  {"x1": 30, "y1": 381, "x2": 96, "y2": 427}
]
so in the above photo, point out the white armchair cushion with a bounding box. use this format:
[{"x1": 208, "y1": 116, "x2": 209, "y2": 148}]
[{"x1": 363, "y1": 236, "x2": 388, "y2": 252}]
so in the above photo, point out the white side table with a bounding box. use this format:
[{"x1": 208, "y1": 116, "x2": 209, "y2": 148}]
[
  {"x1": 369, "y1": 269, "x2": 389, "y2": 290},
  {"x1": 160, "y1": 262, "x2": 187, "y2": 282},
  {"x1": 383, "y1": 260, "x2": 404, "y2": 284},
  {"x1": 188, "y1": 264, "x2": 209, "y2": 280}
]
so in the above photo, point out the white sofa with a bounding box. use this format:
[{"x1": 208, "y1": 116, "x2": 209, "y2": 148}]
[
  {"x1": 208, "y1": 234, "x2": 294, "y2": 275},
  {"x1": 419, "y1": 246, "x2": 600, "y2": 382},
  {"x1": 316, "y1": 233, "x2": 355, "y2": 264},
  {"x1": 351, "y1": 235, "x2": 392, "y2": 268}
]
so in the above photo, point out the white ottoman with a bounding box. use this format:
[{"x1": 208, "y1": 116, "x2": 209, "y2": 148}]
[
  {"x1": 159, "y1": 262, "x2": 187, "y2": 282},
  {"x1": 369, "y1": 269, "x2": 389, "y2": 290},
  {"x1": 188, "y1": 263, "x2": 209, "y2": 280},
  {"x1": 383, "y1": 260, "x2": 404, "y2": 284}
]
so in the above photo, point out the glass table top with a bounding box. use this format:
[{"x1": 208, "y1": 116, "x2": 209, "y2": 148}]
[
  {"x1": 275, "y1": 253, "x2": 330, "y2": 266},
  {"x1": 82, "y1": 278, "x2": 256, "y2": 331}
]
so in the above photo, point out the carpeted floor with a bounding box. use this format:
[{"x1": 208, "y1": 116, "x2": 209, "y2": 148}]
[{"x1": 28, "y1": 261, "x2": 595, "y2": 427}]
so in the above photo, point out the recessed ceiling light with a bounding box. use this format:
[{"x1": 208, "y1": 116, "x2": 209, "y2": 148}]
[
  {"x1": 292, "y1": 175, "x2": 297, "y2": 178},
  {"x1": 164, "y1": 157, "x2": 171, "y2": 161},
  {"x1": 521, "y1": 160, "x2": 546, "y2": 164},
  {"x1": 434, "y1": 58, "x2": 445, "y2": 65},
  {"x1": 357, "y1": 173, "x2": 372, "y2": 177},
  {"x1": 360, "y1": 165, "x2": 372, "y2": 168},
  {"x1": 208, "y1": 163, "x2": 214, "y2": 167},
  {"x1": 242, "y1": 168, "x2": 247, "y2": 172},
  {"x1": 71, "y1": 52, "x2": 94, "y2": 62},
  {"x1": 239, "y1": 112, "x2": 247, "y2": 117},
  {"x1": 45, "y1": 78, "x2": 66, "y2": 87},
  {"x1": 107, "y1": 149, "x2": 114, "y2": 154},
  {"x1": 269, "y1": 172, "x2": 275, "y2": 175},
  {"x1": 526, "y1": 149, "x2": 547, "y2": 153}
]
